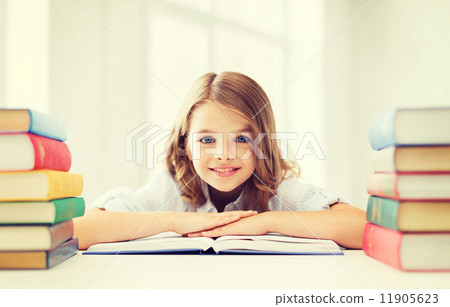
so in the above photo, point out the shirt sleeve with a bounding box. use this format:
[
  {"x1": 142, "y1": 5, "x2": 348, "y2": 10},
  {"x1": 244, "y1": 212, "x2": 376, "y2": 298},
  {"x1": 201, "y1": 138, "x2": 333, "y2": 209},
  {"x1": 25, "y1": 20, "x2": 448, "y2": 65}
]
[
  {"x1": 269, "y1": 175, "x2": 353, "y2": 212},
  {"x1": 88, "y1": 170, "x2": 186, "y2": 212}
]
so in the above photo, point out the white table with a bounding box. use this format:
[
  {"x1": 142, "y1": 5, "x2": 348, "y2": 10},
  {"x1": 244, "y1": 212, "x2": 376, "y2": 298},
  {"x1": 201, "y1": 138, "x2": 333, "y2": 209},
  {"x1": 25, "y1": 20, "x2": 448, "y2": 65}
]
[{"x1": 1, "y1": 250, "x2": 449, "y2": 289}]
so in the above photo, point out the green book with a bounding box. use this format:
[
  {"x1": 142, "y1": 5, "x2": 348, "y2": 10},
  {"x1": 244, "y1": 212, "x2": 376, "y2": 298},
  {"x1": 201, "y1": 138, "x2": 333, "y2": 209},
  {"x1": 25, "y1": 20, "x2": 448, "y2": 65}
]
[
  {"x1": 366, "y1": 196, "x2": 450, "y2": 232},
  {"x1": 0, "y1": 197, "x2": 85, "y2": 224}
]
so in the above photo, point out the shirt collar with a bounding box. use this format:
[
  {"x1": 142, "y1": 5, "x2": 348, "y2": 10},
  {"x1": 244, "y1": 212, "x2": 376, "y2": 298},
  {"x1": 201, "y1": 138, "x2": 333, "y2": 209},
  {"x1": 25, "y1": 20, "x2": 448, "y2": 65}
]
[{"x1": 199, "y1": 178, "x2": 244, "y2": 212}]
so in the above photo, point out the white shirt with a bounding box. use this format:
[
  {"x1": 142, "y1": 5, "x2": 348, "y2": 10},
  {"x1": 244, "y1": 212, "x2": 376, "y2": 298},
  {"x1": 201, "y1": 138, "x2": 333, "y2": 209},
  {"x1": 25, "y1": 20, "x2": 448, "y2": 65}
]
[{"x1": 90, "y1": 169, "x2": 352, "y2": 213}]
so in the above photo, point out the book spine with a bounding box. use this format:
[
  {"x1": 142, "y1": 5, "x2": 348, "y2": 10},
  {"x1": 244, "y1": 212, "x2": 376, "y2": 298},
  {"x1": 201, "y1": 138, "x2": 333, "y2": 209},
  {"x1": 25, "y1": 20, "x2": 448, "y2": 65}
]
[
  {"x1": 362, "y1": 223, "x2": 403, "y2": 270},
  {"x1": 366, "y1": 173, "x2": 399, "y2": 198},
  {"x1": 44, "y1": 171, "x2": 83, "y2": 200},
  {"x1": 47, "y1": 238, "x2": 78, "y2": 269},
  {"x1": 372, "y1": 146, "x2": 396, "y2": 172},
  {"x1": 52, "y1": 197, "x2": 86, "y2": 224},
  {"x1": 28, "y1": 134, "x2": 72, "y2": 171},
  {"x1": 368, "y1": 109, "x2": 397, "y2": 150},
  {"x1": 47, "y1": 220, "x2": 74, "y2": 250},
  {"x1": 28, "y1": 109, "x2": 67, "y2": 142},
  {"x1": 366, "y1": 196, "x2": 400, "y2": 230}
]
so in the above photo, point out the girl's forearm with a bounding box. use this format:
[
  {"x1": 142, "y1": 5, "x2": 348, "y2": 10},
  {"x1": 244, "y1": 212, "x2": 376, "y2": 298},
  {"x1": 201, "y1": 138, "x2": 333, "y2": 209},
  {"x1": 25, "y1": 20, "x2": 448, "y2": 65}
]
[
  {"x1": 74, "y1": 209, "x2": 257, "y2": 249},
  {"x1": 266, "y1": 203, "x2": 366, "y2": 249},
  {"x1": 73, "y1": 209, "x2": 175, "y2": 249}
]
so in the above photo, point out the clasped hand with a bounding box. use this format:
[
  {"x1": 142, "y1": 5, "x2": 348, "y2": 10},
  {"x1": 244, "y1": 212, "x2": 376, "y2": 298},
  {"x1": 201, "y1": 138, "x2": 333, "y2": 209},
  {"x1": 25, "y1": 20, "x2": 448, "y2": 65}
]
[{"x1": 172, "y1": 211, "x2": 269, "y2": 238}]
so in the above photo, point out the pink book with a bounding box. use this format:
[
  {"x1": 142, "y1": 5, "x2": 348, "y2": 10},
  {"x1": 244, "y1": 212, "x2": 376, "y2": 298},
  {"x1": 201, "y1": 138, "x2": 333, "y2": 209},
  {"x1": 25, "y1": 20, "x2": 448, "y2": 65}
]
[
  {"x1": 366, "y1": 172, "x2": 450, "y2": 200},
  {"x1": 363, "y1": 223, "x2": 450, "y2": 272}
]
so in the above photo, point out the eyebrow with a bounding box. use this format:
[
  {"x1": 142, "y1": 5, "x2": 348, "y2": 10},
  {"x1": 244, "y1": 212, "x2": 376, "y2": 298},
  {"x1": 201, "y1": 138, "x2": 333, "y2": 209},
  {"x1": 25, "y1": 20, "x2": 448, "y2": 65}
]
[{"x1": 194, "y1": 129, "x2": 253, "y2": 134}]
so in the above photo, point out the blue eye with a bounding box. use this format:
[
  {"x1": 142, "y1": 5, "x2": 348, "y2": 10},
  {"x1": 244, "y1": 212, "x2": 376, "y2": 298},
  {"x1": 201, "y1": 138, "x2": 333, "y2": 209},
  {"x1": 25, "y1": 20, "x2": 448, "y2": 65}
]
[
  {"x1": 200, "y1": 136, "x2": 215, "y2": 144},
  {"x1": 236, "y1": 135, "x2": 249, "y2": 143}
]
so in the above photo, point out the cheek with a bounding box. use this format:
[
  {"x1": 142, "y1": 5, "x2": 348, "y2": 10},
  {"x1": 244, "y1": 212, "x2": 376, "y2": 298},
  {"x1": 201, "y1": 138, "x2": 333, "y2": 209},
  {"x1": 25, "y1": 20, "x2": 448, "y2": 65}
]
[
  {"x1": 249, "y1": 155, "x2": 257, "y2": 170},
  {"x1": 191, "y1": 155, "x2": 208, "y2": 172},
  {"x1": 236, "y1": 144, "x2": 255, "y2": 161}
]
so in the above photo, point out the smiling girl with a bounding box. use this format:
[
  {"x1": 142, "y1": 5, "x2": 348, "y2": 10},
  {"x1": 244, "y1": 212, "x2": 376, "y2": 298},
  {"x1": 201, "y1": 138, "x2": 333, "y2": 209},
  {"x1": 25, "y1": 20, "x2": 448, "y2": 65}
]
[{"x1": 74, "y1": 72, "x2": 366, "y2": 249}]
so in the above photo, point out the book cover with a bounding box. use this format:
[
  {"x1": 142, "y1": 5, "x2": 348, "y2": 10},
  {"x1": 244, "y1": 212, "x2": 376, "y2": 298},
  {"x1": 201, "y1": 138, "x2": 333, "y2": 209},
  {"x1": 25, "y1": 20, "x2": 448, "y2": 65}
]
[
  {"x1": 0, "y1": 170, "x2": 83, "y2": 201},
  {"x1": 0, "y1": 220, "x2": 74, "y2": 251},
  {"x1": 0, "y1": 109, "x2": 66, "y2": 142},
  {"x1": 368, "y1": 107, "x2": 450, "y2": 150},
  {"x1": 366, "y1": 172, "x2": 450, "y2": 200},
  {"x1": 362, "y1": 223, "x2": 450, "y2": 271},
  {"x1": 366, "y1": 196, "x2": 450, "y2": 231},
  {"x1": 0, "y1": 238, "x2": 78, "y2": 269},
  {"x1": 372, "y1": 145, "x2": 450, "y2": 172},
  {"x1": 0, "y1": 197, "x2": 85, "y2": 224},
  {"x1": 0, "y1": 133, "x2": 71, "y2": 172},
  {"x1": 83, "y1": 232, "x2": 344, "y2": 255}
]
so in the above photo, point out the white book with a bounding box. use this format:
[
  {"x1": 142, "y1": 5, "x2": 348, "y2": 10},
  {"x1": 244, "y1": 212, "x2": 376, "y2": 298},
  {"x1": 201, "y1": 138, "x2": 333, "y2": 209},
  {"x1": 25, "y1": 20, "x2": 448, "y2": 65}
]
[{"x1": 83, "y1": 232, "x2": 343, "y2": 255}]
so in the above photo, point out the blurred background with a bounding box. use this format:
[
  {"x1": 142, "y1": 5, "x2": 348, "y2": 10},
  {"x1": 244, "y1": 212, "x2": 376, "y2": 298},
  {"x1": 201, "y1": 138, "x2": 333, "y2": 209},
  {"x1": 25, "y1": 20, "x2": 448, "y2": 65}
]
[{"x1": 1, "y1": 0, "x2": 449, "y2": 209}]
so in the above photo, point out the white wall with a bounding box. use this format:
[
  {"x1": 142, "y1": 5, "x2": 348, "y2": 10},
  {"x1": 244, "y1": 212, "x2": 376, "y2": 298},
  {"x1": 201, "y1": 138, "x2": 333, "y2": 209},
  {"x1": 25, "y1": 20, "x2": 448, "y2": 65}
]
[
  {"x1": 5, "y1": 1, "x2": 449, "y2": 210},
  {"x1": 49, "y1": 0, "x2": 149, "y2": 204},
  {"x1": 285, "y1": 0, "x2": 325, "y2": 187},
  {"x1": 49, "y1": 0, "x2": 326, "y2": 205},
  {"x1": 324, "y1": 0, "x2": 450, "y2": 209},
  {"x1": 4, "y1": 0, "x2": 49, "y2": 112},
  {"x1": 0, "y1": 0, "x2": 4, "y2": 106}
]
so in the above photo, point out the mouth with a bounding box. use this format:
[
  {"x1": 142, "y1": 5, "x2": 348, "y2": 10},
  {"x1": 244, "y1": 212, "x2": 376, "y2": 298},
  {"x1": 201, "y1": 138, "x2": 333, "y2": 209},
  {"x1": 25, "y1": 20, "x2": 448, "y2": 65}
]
[{"x1": 209, "y1": 167, "x2": 241, "y2": 177}]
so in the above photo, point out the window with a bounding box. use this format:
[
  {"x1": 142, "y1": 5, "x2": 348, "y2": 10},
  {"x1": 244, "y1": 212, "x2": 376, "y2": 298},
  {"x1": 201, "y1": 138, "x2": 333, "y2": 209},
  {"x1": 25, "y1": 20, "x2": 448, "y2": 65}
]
[{"x1": 147, "y1": 0, "x2": 326, "y2": 186}]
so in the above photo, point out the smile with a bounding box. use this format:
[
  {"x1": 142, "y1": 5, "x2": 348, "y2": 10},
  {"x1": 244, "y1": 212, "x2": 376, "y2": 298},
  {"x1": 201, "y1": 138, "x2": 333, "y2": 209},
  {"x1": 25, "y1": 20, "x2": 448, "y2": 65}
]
[{"x1": 209, "y1": 167, "x2": 240, "y2": 177}]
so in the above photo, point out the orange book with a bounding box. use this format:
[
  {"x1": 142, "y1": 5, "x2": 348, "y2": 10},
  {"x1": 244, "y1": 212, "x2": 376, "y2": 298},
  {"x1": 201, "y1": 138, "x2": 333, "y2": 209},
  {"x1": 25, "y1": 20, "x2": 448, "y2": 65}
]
[
  {"x1": 363, "y1": 223, "x2": 450, "y2": 272},
  {"x1": 0, "y1": 108, "x2": 66, "y2": 141},
  {"x1": 0, "y1": 238, "x2": 78, "y2": 269},
  {"x1": 0, "y1": 170, "x2": 83, "y2": 201}
]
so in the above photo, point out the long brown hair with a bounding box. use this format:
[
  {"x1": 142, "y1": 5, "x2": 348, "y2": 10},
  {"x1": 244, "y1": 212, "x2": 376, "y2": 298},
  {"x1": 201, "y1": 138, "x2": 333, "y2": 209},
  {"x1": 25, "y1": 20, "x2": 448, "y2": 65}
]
[{"x1": 166, "y1": 71, "x2": 300, "y2": 212}]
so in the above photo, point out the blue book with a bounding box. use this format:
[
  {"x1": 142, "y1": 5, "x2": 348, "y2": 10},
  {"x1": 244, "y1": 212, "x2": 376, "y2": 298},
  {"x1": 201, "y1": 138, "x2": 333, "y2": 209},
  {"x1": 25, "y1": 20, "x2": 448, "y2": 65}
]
[
  {"x1": 368, "y1": 107, "x2": 450, "y2": 150},
  {"x1": 0, "y1": 109, "x2": 67, "y2": 142},
  {"x1": 83, "y1": 232, "x2": 343, "y2": 255}
]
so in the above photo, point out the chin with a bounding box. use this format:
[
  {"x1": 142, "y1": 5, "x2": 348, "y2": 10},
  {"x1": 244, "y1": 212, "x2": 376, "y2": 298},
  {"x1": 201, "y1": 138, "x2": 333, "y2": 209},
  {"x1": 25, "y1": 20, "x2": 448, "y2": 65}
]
[
  {"x1": 210, "y1": 183, "x2": 237, "y2": 192},
  {"x1": 213, "y1": 178, "x2": 249, "y2": 192}
]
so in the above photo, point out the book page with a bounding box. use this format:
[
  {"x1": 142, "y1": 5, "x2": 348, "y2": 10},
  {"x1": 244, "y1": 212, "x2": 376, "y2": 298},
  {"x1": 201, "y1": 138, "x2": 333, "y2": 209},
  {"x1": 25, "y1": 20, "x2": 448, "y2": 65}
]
[
  {"x1": 211, "y1": 233, "x2": 341, "y2": 254},
  {"x1": 85, "y1": 232, "x2": 214, "y2": 253},
  {"x1": 212, "y1": 239, "x2": 342, "y2": 254},
  {"x1": 214, "y1": 232, "x2": 337, "y2": 245}
]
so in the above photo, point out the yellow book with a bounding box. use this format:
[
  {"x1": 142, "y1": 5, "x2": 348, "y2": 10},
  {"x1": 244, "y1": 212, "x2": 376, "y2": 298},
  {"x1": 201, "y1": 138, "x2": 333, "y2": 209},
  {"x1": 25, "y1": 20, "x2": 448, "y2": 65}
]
[{"x1": 0, "y1": 170, "x2": 83, "y2": 201}]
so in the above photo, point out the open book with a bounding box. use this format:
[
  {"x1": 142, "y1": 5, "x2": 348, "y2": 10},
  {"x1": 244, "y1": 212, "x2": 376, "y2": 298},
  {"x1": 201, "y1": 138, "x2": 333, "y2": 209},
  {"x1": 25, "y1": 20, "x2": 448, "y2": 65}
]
[{"x1": 83, "y1": 232, "x2": 343, "y2": 255}]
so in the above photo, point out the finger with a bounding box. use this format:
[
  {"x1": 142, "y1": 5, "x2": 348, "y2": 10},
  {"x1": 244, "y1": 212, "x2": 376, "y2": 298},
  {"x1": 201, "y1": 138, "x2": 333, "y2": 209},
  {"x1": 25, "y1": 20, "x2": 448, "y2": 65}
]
[
  {"x1": 220, "y1": 210, "x2": 256, "y2": 217},
  {"x1": 242, "y1": 210, "x2": 258, "y2": 217},
  {"x1": 202, "y1": 223, "x2": 236, "y2": 237},
  {"x1": 186, "y1": 232, "x2": 203, "y2": 237},
  {"x1": 219, "y1": 210, "x2": 253, "y2": 216},
  {"x1": 201, "y1": 229, "x2": 221, "y2": 237},
  {"x1": 218, "y1": 214, "x2": 241, "y2": 224},
  {"x1": 208, "y1": 215, "x2": 241, "y2": 231},
  {"x1": 205, "y1": 214, "x2": 240, "y2": 229}
]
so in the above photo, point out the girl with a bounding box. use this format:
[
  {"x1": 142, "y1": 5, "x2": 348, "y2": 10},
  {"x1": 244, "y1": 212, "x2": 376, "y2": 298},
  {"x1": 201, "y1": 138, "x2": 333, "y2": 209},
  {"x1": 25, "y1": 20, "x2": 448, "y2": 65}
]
[{"x1": 74, "y1": 72, "x2": 366, "y2": 249}]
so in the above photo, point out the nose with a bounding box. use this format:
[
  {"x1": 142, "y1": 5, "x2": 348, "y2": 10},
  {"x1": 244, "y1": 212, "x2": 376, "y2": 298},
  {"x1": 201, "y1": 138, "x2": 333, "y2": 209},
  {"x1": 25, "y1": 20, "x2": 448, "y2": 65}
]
[
  {"x1": 214, "y1": 147, "x2": 231, "y2": 161},
  {"x1": 214, "y1": 136, "x2": 235, "y2": 161},
  {"x1": 216, "y1": 156, "x2": 230, "y2": 161}
]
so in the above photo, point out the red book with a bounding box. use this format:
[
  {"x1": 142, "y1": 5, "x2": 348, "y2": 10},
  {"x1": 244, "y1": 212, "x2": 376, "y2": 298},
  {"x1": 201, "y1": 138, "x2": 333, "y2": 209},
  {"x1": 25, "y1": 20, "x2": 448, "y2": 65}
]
[
  {"x1": 0, "y1": 133, "x2": 71, "y2": 172},
  {"x1": 366, "y1": 172, "x2": 450, "y2": 200},
  {"x1": 362, "y1": 223, "x2": 450, "y2": 272}
]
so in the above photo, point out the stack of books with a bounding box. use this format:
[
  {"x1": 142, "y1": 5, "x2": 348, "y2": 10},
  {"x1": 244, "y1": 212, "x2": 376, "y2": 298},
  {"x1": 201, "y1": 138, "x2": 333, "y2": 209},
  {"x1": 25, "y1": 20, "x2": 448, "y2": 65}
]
[
  {"x1": 363, "y1": 107, "x2": 450, "y2": 271},
  {"x1": 0, "y1": 109, "x2": 84, "y2": 269}
]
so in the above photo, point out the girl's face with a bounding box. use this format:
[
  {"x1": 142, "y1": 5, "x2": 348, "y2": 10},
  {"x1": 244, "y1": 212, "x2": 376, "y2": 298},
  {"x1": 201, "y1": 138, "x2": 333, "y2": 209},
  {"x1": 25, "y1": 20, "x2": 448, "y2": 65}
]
[{"x1": 187, "y1": 102, "x2": 257, "y2": 193}]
